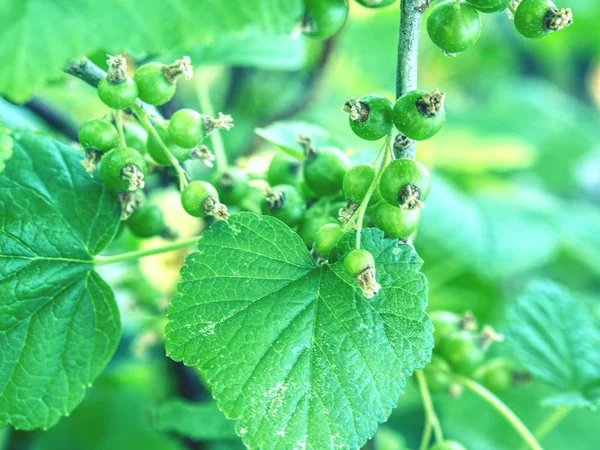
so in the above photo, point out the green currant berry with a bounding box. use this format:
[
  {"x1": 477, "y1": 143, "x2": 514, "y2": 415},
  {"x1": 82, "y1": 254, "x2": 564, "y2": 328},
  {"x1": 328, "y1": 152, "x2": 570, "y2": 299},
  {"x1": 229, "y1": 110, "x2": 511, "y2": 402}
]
[
  {"x1": 168, "y1": 109, "x2": 205, "y2": 149},
  {"x1": 268, "y1": 154, "x2": 302, "y2": 187},
  {"x1": 442, "y1": 330, "x2": 485, "y2": 375},
  {"x1": 373, "y1": 202, "x2": 421, "y2": 239},
  {"x1": 344, "y1": 248, "x2": 375, "y2": 278},
  {"x1": 343, "y1": 163, "x2": 376, "y2": 203},
  {"x1": 380, "y1": 158, "x2": 431, "y2": 208},
  {"x1": 298, "y1": 216, "x2": 337, "y2": 247},
  {"x1": 124, "y1": 122, "x2": 147, "y2": 154},
  {"x1": 355, "y1": 0, "x2": 396, "y2": 8},
  {"x1": 147, "y1": 127, "x2": 190, "y2": 166},
  {"x1": 181, "y1": 181, "x2": 219, "y2": 218},
  {"x1": 514, "y1": 0, "x2": 573, "y2": 39},
  {"x1": 303, "y1": 0, "x2": 349, "y2": 39},
  {"x1": 238, "y1": 186, "x2": 265, "y2": 215},
  {"x1": 343, "y1": 94, "x2": 394, "y2": 141},
  {"x1": 427, "y1": 0, "x2": 482, "y2": 54},
  {"x1": 98, "y1": 77, "x2": 138, "y2": 110},
  {"x1": 78, "y1": 119, "x2": 118, "y2": 152},
  {"x1": 262, "y1": 184, "x2": 306, "y2": 227},
  {"x1": 430, "y1": 310, "x2": 461, "y2": 351},
  {"x1": 127, "y1": 203, "x2": 165, "y2": 238},
  {"x1": 424, "y1": 356, "x2": 452, "y2": 393},
  {"x1": 465, "y1": 0, "x2": 506, "y2": 13},
  {"x1": 134, "y1": 63, "x2": 175, "y2": 106},
  {"x1": 99, "y1": 146, "x2": 147, "y2": 193},
  {"x1": 215, "y1": 168, "x2": 249, "y2": 205},
  {"x1": 476, "y1": 358, "x2": 513, "y2": 393},
  {"x1": 315, "y1": 223, "x2": 344, "y2": 258},
  {"x1": 430, "y1": 441, "x2": 467, "y2": 450},
  {"x1": 393, "y1": 90, "x2": 446, "y2": 141},
  {"x1": 303, "y1": 147, "x2": 350, "y2": 196}
]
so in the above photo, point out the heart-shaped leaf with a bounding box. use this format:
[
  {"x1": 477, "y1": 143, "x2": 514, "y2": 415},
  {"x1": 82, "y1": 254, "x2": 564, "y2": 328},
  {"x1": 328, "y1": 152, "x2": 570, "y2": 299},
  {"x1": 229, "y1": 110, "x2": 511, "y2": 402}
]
[{"x1": 166, "y1": 213, "x2": 432, "y2": 449}]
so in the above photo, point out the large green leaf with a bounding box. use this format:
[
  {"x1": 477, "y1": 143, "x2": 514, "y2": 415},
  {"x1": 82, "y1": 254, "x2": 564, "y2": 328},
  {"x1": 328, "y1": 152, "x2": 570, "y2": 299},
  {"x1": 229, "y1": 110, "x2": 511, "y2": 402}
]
[
  {"x1": 166, "y1": 214, "x2": 432, "y2": 449},
  {"x1": 0, "y1": 0, "x2": 304, "y2": 102},
  {"x1": 0, "y1": 132, "x2": 121, "y2": 429},
  {"x1": 418, "y1": 178, "x2": 561, "y2": 279},
  {"x1": 504, "y1": 281, "x2": 600, "y2": 410},
  {"x1": 255, "y1": 121, "x2": 336, "y2": 159}
]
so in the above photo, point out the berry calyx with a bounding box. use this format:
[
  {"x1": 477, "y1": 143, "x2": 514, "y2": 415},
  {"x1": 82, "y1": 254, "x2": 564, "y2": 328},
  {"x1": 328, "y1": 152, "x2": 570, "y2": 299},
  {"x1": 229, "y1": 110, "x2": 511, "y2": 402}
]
[
  {"x1": 315, "y1": 223, "x2": 344, "y2": 258},
  {"x1": 99, "y1": 146, "x2": 147, "y2": 193},
  {"x1": 262, "y1": 184, "x2": 306, "y2": 227},
  {"x1": 343, "y1": 94, "x2": 394, "y2": 141},
  {"x1": 393, "y1": 89, "x2": 446, "y2": 140},
  {"x1": 393, "y1": 133, "x2": 415, "y2": 159},
  {"x1": 514, "y1": 0, "x2": 573, "y2": 39},
  {"x1": 301, "y1": 137, "x2": 350, "y2": 196},
  {"x1": 373, "y1": 202, "x2": 421, "y2": 240},
  {"x1": 127, "y1": 203, "x2": 166, "y2": 238},
  {"x1": 302, "y1": 0, "x2": 349, "y2": 40},
  {"x1": 427, "y1": 0, "x2": 482, "y2": 54},
  {"x1": 379, "y1": 158, "x2": 431, "y2": 209},
  {"x1": 97, "y1": 55, "x2": 138, "y2": 110},
  {"x1": 344, "y1": 249, "x2": 381, "y2": 299},
  {"x1": 181, "y1": 181, "x2": 229, "y2": 220},
  {"x1": 134, "y1": 57, "x2": 193, "y2": 106}
]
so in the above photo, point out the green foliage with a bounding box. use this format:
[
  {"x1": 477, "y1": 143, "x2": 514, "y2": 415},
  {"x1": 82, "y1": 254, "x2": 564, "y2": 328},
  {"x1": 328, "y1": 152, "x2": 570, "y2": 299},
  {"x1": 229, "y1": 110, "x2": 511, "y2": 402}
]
[
  {"x1": 505, "y1": 281, "x2": 600, "y2": 409},
  {"x1": 153, "y1": 399, "x2": 238, "y2": 441},
  {"x1": 255, "y1": 121, "x2": 335, "y2": 160},
  {"x1": 0, "y1": 132, "x2": 121, "y2": 429},
  {"x1": 166, "y1": 213, "x2": 433, "y2": 449}
]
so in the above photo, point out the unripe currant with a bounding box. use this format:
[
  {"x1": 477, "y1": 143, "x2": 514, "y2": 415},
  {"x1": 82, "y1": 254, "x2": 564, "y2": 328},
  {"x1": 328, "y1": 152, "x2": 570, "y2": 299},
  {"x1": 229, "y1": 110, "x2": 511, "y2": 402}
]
[
  {"x1": 268, "y1": 153, "x2": 303, "y2": 187},
  {"x1": 514, "y1": 0, "x2": 573, "y2": 39},
  {"x1": 343, "y1": 94, "x2": 394, "y2": 140},
  {"x1": 97, "y1": 55, "x2": 138, "y2": 110},
  {"x1": 373, "y1": 202, "x2": 421, "y2": 240},
  {"x1": 78, "y1": 119, "x2": 118, "y2": 152},
  {"x1": 127, "y1": 203, "x2": 166, "y2": 238},
  {"x1": 379, "y1": 158, "x2": 431, "y2": 209},
  {"x1": 301, "y1": 137, "x2": 350, "y2": 197},
  {"x1": 302, "y1": 0, "x2": 349, "y2": 40},
  {"x1": 262, "y1": 184, "x2": 306, "y2": 227},
  {"x1": 181, "y1": 181, "x2": 229, "y2": 220},
  {"x1": 315, "y1": 223, "x2": 344, "y2": 258},
  {"x1": 99, "y1": 146, "x2": 147, "y2": 193},
  {"x1": 344, "y1": 249, "x2": 381, "y2": 299},
  {"x1": 427, "y1": 1, "x2": 482, "y2": 54},
  {"x1": 465, "y1": 0, "x2": 506, "y2": 13},
  {"x1": 215, "y1": 168, "x2": 249, "y2": 205},
  {"x1": 355, "y1": 0, "x2": 396, "y2": 7},
  {"x1": 147, "y1": 127, "x2": 191, "y2": 166},
  {"x1": 393, "y1": 89, "x2": 446, "y2": 140},
  {"x1": 168, "y1": 109, "x2": 234, "y2": 149},
  {"x1": 134, "y1": 57, "x2": 193, "y2": 106}
]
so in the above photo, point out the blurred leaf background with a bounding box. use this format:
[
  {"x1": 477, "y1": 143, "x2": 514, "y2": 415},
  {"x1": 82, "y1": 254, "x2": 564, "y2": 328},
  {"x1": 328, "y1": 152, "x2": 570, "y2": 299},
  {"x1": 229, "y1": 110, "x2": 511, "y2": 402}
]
[{"x1": 1, "y1": 0, "x2": 599, "y2": 448}]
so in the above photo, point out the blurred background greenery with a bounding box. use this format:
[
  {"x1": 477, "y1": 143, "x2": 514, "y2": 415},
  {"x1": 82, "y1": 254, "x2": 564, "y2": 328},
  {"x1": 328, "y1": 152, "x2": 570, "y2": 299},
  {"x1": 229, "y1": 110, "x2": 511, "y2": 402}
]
[{"x1": 1, "y1": 0, "x2": 599, "y2": 449}]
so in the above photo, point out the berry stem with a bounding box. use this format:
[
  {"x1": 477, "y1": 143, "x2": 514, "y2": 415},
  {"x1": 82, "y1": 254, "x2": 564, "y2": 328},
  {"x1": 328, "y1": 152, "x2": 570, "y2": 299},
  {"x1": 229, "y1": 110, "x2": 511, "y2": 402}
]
[
  {"x1": 131, "y1": 103, "x2": 189, "y2": 191},
  {"x1": 533, "y1": 407, "x2": 571, "y2": 442},
  {"x1": 353, "y1": 134, "x2": 393, "y2": 249},
  {"x1": 114, "y1": 110, "x2": 126, "y2": 147},
  {"x1": 396, "y1": 0, "x2": 423, "y2": 158},
  {"x1": 196, "y1": 78, "x2": 228, "y2": 175},
  {"x1": 451, "y1": 374, "x2": 543, "y2": 450},
  {"x1": 502, "y1": 0, "x2": 517, "y2": 15},
  {"x1": 415, "y1": 369, "x2": 444, "y2": 446},
  {"x1": 95, "y1": 235, "x2": 201, "y2": 266}
]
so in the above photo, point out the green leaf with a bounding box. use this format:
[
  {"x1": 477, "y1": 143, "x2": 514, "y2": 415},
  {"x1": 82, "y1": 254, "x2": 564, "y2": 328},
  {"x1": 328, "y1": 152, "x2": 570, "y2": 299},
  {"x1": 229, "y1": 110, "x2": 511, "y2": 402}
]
[
  {"x1": 419, "y1": 178, "x2": 561, "y2": 279},
  {"x1": 153, "y1": 399, "x2": 238, "y2": 441},
  {"x1": 255, "y1": 121, "x2": 336, "y2": 160},
  {"x1": 504, "y1": 281, "x2": 600, "y2": 410},
  {"x1": 166, "y1": 213, "x2": 432, "y2": 450},
  {"x1": 0, "y1": 0, "x2": 304, "y2": 102},
  {"x1": 0, "y1": 131, "x2": 121, "y2": 429}
]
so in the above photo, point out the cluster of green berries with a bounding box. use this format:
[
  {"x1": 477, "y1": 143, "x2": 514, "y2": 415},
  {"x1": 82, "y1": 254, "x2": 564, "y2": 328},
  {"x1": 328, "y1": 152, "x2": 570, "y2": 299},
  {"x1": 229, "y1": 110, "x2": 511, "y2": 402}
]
[
  {"x1": 77, "y1": 54, "x2": 235, "y2": 235},
  {"x1": 425, "y1": 311, "x2": 515, "y2": 395},
  {"x1": 427, "y1": 0, "x2": 573, "y2": 56},
  {"x1": 344, "y1": 91, "x2": 445, "y2": 142},
  {"x1": 301, "y1": 0, "x2": 396, "y2": 40}
]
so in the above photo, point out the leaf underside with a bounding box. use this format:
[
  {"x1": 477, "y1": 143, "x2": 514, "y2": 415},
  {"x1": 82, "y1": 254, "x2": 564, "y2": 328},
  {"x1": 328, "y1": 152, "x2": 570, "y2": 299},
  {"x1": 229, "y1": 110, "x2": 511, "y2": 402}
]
[
  {"x1": 0, "y1": 132, "x2": 121, "y2": 429},
  {"x1": 166, "y1": 213, "x2": 432, "y2": 450}
]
